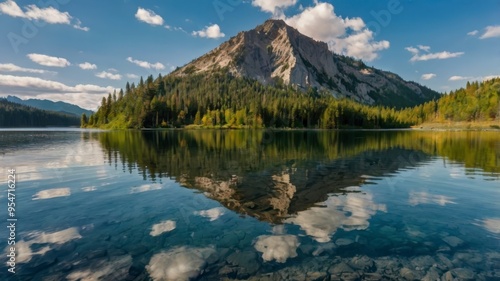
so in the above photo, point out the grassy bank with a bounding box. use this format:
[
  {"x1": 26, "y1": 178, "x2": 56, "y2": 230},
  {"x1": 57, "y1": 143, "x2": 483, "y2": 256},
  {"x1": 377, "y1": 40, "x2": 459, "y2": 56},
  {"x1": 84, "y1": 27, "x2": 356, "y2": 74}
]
[{"x1": 412, "y1": 121, "x2": 500, "y2": 130}]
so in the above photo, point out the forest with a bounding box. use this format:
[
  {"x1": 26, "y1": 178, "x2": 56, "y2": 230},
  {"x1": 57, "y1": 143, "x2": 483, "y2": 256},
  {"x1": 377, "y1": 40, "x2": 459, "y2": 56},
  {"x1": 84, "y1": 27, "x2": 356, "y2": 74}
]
[
  {"x1": 0, "y1": 99, "x2": 80, "y2": 127},
  {"x1": 82, "y1": 71, "x2": 500, "y2": 129}
]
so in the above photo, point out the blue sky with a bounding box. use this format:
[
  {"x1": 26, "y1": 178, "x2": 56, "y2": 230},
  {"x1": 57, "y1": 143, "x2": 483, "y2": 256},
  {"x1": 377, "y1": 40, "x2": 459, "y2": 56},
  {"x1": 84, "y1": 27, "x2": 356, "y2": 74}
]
[{"x1": 0, "y1": 0, "x2": 499, "y2": 110}]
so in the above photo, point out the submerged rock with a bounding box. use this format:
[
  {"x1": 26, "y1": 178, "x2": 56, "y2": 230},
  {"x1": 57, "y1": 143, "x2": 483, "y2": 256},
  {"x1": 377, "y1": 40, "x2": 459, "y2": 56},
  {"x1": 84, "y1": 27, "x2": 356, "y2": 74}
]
[
  {"x1": 453, "y1": 251, "x2": 483, "y2": 266},
  {"x1": 226, "y1": 250, "x2": 260, "y2": 278},
  {"x1": 451, "y1": 268, "x2": 476, "y2": 280},
  {"x1": 442, "y1": 236, "x2": 464, "y2": 248},
  {"x1": 436, "y1": 254, "x2": 454, "y2": 271},
  {"x1": 335, "y1": 238, "x2": 354, "y2": 246},
  {"x1": 422, "y1": 267, "x2": 441, "y2": 281},
  {"x1": 411, "y1": 255, "x2": 436, "y2": 270},
  {"x1": 442, "y1": 270, "x2": 454, "y2": 281},
  {"x1": 399, "y1": 267, "x2": 416, "y2": 280},
  {"x1": 305, "y1": 271, "x2": 328, "y2": 281},
  {"x1": 348, "y1": 255, "x2": 375, "y2": 272},
  {"x1": 374, "y1": 257, "x2": 402, "y2": 275},
  {"x1": 328, "y1": 262, "x2": 354, "y2": 275},
  {"x1": 312, "y1": 243, "x2": 336, "y2": 256}
]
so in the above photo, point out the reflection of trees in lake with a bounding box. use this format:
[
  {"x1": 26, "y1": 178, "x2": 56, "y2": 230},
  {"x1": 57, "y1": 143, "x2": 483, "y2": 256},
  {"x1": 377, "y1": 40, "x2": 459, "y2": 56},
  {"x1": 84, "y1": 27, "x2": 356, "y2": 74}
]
[{"x1": 95, "y1": 130, "x2": 500, "y2": 223}]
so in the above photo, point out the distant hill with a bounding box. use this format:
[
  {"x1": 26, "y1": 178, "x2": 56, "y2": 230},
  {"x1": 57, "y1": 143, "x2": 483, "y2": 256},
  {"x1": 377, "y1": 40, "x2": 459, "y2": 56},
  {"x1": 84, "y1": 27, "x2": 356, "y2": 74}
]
[
  {"x1": 6, "y1": 95, "x2": 93, "y2": 117},
  {"x1": 0, "y1": 99, "x2": 80, "y2": 127}
]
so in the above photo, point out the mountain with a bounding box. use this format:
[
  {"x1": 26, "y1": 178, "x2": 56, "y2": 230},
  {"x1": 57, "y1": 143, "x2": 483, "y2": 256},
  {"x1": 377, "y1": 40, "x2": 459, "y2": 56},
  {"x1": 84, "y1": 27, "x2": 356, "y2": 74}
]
[
  {"x1": 86, "y1": 19, "x2": 451, "y2": 129},
  {"x1": 0, "y1": 98, "x2": 80, "y2": 127},
  {"x1": 173, "y1": 19, "x2": 440, "y2": 108},
  {"x1": 6, "y1": 95, "x2": 93, "y2": 117}
]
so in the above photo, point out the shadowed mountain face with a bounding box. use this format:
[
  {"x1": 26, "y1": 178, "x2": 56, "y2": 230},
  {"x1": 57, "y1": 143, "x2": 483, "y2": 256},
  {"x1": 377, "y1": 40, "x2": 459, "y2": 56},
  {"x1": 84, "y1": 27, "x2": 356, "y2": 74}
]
[
  {"x1": 174, "y1": 20, "x2": 440, "y2": 108},
  {"x1": 96, "y1": 130, "x2": 499, "y2": 224}
]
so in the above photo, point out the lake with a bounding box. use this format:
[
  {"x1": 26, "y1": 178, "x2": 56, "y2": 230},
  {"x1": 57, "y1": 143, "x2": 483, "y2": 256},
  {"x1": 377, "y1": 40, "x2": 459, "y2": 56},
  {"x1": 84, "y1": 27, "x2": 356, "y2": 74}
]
[{"x1": 0, "y1": 129, "x2": 499, "y2": 280}]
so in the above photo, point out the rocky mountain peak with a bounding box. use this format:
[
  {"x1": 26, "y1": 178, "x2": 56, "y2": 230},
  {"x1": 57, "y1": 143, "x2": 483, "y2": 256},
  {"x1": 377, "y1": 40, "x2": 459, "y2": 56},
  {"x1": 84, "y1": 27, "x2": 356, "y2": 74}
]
[{"x1": 174, "y1": 20, "x2": 439, "y2": 108}]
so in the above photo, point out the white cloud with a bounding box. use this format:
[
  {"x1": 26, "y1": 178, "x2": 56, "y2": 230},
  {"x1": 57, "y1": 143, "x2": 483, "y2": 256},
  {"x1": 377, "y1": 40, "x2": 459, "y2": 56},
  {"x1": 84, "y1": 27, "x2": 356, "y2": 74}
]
[
  {"x1": 24, "y1": 4, "x2": 71, "y2": 24},
  {"x1": 252, "y1": 0, "x2": 297, "y2": 17},
  {"x1": 285, "y1": 2, "x2": 389, "y2": 61},
  {"x1": 414, "y1": 51, "x2": 464, "y2": 61},
  {"x1": 483, "y1": 75, "x2": 500, "y2": 81},
  {"x1": 405, "y1": 46, "x2": 419, "y2": 55},
  {"x1": 480, "y1": 25, "x2": 500, "y2": 39},
  {"x1": 0, "y1": 63, "x2": 55, "y2": 74},
  {"x1": 421, "y1": 73, "x2": 436, "y2": 80},
  {"x1": 27, "y1": 53, "x2": 71, "y2": 67},
  {"x1": 417, "y1": 45, "x2": 431, "y2": 52},
  {"x1": 192, "y1": 24, "x2": 225, "y2": 39},
  {"x1": 0, "y1": 0, "x2": 87, "y2": 30},
  {"x1": 127, "y1": 57, "x2": 165, "y2": 70},
  {"x1": 126, "y1": 73, "x2": 140, "y2": 79},
  {"x1": 449, "y1": 75, "x2": 474, "y2": 81},
  {"x1": 405, "y1": 46, "x2": 464, "y2": 62},
  {"x1": 73, "y1": 19, "x2": 89, "y2": 32},
  {"x1": 96, "y1": 71, "x2": 122, "y2": 80},
  {"x1": 254, "y1": 235, "x2": 299, "y2": 263},
  {"x1": 78, "y1": 62, "x2": 97, "y2": 70},
  {"x1": 448, "y1": 75, "x2": 500, "y2": 82},
  {"x1": 0, "y1": 74, "x2": 118, "y2": 109},
  {"x1": 0, "y1": 0, "x2": 24, "y2": 17},
  {"x1": 135, "y1": 7, "x2": 164, "y2": 26},
  {"x1": 467, "y1": 30, "x2": 478, "y2": 36}
]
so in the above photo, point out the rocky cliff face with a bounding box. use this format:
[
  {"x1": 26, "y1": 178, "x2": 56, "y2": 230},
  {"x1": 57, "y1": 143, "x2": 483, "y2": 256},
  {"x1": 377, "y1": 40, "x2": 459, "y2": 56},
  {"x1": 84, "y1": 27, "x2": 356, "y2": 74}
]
[{"x1": 174, "y1": 19, "x2": 439, "y2": 107}]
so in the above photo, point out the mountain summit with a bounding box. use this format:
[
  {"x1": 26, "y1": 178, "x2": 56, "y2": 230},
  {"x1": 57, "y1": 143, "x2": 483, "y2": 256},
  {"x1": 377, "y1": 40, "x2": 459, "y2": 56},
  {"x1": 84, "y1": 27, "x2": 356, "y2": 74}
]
[{"x1": 174, "y1": 19, "x2": 439, "y2": 107}]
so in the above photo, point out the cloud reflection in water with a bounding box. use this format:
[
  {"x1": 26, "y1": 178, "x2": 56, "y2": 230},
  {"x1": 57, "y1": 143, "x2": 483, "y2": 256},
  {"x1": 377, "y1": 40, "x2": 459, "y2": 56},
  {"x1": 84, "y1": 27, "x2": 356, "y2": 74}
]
[
  {"x1": 150, "y1": 220, "x2": 176, "y2": 236},
  {"x1": 130, "y1": 183, "x2": 163, "y2": 194},
  {"x1": 147, "y1": 246, "x2": 216, "y2": 281},
  {"x1": 409, "y1": 191, "x2": 457, "y2": 206},
  {"x1": 475, "y1": 218, "x2": 500, "y2": 235},
  {"x1": 254, "y1": 234, "x2": 300, "y2": 263},
  {"x1": 5, "y1": 227, "x2": 82, "y2": 263},
  {"x1": 286, "y1": 191, "x2": 386, "y2": 243},
  {"x1": 32, "y1": 188, "x2": 71, "y2": 200},
  {"x1": 195, "y1": 207, "x2": 226, "y2": 221}
]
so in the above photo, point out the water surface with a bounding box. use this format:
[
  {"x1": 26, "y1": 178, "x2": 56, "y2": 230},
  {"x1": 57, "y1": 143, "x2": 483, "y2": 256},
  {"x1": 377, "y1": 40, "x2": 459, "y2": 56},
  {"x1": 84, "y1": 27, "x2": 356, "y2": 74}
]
[{"x1": 0, "y1": 129, "x2": 499, "y2": 280}]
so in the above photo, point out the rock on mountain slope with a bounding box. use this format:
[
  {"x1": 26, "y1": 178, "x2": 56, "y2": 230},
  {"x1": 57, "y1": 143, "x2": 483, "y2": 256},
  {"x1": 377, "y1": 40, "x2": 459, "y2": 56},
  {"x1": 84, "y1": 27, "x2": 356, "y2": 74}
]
[{"x1": 174, "y1": 19, "x2": 439, "y2": 108}]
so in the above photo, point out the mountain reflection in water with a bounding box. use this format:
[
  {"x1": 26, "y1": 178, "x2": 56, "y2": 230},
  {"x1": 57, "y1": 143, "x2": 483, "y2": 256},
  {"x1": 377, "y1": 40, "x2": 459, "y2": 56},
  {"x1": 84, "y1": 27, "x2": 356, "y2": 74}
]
[{"x1": 96, "y1": 130, "x2": 499, "y2": 223}]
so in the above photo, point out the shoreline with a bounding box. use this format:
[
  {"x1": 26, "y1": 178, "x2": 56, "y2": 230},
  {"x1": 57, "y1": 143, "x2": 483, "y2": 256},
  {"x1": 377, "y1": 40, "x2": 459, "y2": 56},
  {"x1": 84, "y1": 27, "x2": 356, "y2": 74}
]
[{"x1": 411, "y1": 121, "x2": 500, "y2": 131}]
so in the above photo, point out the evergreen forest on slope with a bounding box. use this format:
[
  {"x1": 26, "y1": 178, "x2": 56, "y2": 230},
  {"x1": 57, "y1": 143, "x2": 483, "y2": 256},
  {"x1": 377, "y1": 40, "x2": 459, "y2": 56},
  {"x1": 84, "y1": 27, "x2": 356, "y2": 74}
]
[{"x1": 82, "y1": 72, "x2": 500, "y2": 130}]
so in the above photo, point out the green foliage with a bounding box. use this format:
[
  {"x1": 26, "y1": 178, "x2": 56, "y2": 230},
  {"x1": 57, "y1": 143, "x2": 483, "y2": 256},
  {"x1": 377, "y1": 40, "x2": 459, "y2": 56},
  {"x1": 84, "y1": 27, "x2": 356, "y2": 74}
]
[
  {"x1": 400, "y1": 78, "x2": 500, "y2": 124},
  {"x1": 0, "y1": 99, "x2": 80, "y2": 127},
  {"x1": 81, "y1": 113, "x2": 88, "y2": 127},
  {"x1": 87, "y1": 71, "x2": 499, "y2": 130},
  {"x1": 89, "y1": 71, "x2": 416, "y2": 129}
]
